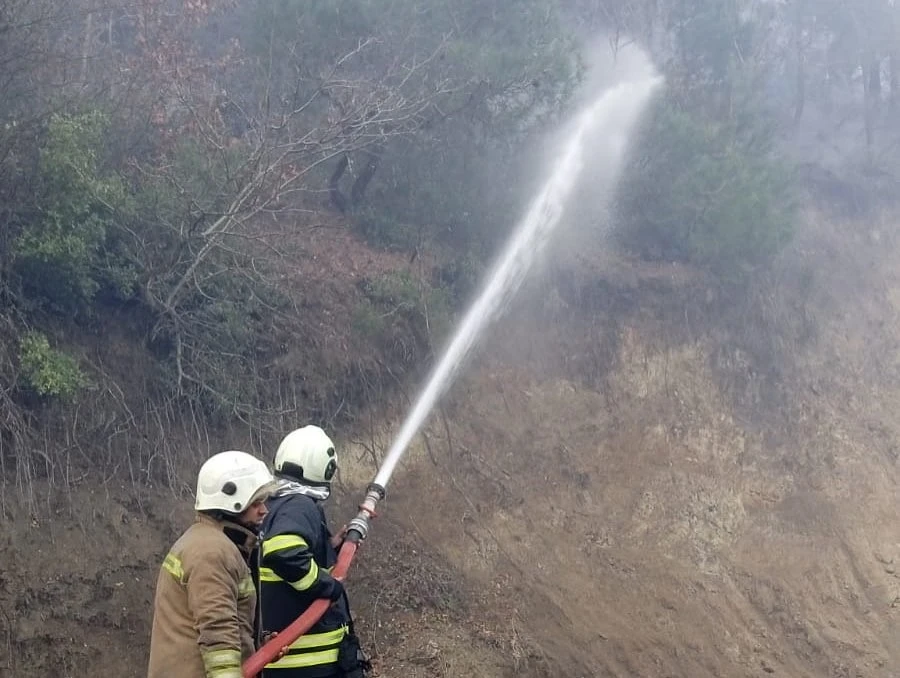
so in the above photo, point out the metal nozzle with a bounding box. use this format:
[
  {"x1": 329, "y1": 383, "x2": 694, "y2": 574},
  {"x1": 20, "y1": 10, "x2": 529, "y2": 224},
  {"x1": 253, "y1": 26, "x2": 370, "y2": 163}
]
[{"x1": 345, "y1": 483, "x2": 385, "y2": 543}]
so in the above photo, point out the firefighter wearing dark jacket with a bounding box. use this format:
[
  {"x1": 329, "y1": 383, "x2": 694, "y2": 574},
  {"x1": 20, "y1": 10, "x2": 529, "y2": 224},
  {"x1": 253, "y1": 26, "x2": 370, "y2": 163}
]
[{"x1": 260, "y1": 426, "x2": 367, "y2": 678}]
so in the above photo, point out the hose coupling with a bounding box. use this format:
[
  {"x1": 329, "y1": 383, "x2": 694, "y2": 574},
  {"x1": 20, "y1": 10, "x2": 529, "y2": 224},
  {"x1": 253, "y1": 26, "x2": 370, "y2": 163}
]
[{"x1": 346, "y1": 483, "x2": 385, "y2": 542}]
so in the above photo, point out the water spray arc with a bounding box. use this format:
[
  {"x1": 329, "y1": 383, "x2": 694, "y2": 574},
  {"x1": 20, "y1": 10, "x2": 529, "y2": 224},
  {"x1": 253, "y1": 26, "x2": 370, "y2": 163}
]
[
  {"x1": 243, "y1": 71, "x2": 661, "y2": 677},
  {"x1": 373, "y1": 78, "x2": 660, "y2": 491}
]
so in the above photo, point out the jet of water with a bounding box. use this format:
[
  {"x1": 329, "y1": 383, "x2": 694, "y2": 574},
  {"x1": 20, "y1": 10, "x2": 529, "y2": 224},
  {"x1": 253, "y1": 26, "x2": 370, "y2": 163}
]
[{"x1": 372, "y1": 72, "x2": 662, "y2": 489}]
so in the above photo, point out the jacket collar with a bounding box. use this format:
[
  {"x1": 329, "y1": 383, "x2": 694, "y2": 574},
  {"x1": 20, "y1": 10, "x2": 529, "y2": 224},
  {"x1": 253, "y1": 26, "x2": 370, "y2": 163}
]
[
  {"x1": 273, "y1": 479, "x2": 330, "y2": 502},
  {"x1": 196, "y1": 512, "x2": 259, "y2": 555}
]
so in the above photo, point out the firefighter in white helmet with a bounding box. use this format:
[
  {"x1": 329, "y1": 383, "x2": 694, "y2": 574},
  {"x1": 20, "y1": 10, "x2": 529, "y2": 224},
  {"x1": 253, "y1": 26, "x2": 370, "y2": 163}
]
[
  {"x1": 259, "y1": 426, "x2": 369, "y2": 678},
  {"x1": 148, "y1": 450, "x2": 279, "y2": 678}
]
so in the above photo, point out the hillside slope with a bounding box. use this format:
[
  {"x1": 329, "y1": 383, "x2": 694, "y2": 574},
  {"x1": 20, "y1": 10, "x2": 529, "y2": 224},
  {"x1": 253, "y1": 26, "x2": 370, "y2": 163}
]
[
  {"x1": 368, "y1": 203, "x2": 900, "y2": 677},
  {"x1": 1, "y1": 203, "x2": 899, "y2": 678}
]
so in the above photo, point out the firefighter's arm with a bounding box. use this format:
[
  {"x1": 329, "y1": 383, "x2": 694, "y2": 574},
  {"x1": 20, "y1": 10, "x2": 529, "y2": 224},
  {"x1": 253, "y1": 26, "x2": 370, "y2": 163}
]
[
  {"x1": 261, "y1": 531, "x2": 344, "y2": 601},
  {"x1": 185, "y1": 551, "x2": 243, "y2": 678}
]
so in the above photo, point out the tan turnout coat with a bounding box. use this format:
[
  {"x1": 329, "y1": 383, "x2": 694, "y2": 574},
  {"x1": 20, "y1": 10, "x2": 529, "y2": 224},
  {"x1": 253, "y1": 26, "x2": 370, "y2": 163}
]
[{"x1": 147, "y1": 513, "x2": 258, "y2": 678}]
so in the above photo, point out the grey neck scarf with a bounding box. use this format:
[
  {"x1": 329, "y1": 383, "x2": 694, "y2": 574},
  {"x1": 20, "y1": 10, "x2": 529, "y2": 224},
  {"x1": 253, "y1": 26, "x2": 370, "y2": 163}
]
[{"x1": 274, "y1": 479, "x2": 330, "y2": 502}]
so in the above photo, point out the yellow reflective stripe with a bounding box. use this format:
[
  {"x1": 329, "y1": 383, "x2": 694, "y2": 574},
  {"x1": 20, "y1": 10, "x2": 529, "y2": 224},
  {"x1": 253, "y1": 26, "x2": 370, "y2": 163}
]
[
  {"x1": 201, "y1": 648, "x2": 241, "y2": 678},
  {"x1": 262, "y1": 534, "x2": 308, "y2": 557},
  {"x1": 162, "y1": 553, "x2": 184, "y2": 582},
  {"x1": 287, "y1": 625, "x2": 347, "y2": 650},
  {"x1": 205, "y1": 670, "x2": 241, "y2": 678},
  {"x1": 259, "y1": 567, "x2": 281, "y2": 582},
  {"x1": 292, "y1": 559, "x2": 319, "y2": 591},
  {"x1": 265, "y1": 648, "x2": 340, "y2": 669},
  {"x1": 238, "y1": 575, "x2": 255, "y2": 599},
  {"x1": 259, "y1": 560, "x2": 319, "y2": 591},
  {"x1": 205, "y1": 666, "x2": 242, "y2": 678}
]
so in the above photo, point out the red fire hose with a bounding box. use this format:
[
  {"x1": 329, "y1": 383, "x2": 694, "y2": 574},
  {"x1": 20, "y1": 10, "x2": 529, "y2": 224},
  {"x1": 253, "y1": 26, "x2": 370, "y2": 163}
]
[
  {"x1": 242, "y1": 540, "x2": 359, "y2": 677},
  {"x1": 242, "y1": 483, "x2": 384, "y2": 678}
]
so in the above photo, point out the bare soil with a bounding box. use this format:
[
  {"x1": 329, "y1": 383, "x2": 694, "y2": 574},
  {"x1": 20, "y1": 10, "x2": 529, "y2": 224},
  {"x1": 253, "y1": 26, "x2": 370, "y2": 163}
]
[{"x1": 2, "y1": 205, "x2": 900, "y2": 677}]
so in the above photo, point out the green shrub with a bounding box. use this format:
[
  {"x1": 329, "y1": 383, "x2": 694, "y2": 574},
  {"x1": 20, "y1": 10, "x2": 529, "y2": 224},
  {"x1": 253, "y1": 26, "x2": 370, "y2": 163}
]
[
  {"x1": 434, "y1": 253, "x2": 485, "y2": 305},
  {"x1": 363, "y1": 271, "x2": 421, "y2": 309},
  {"x1": 617, "y1": 98, "x2": 796, "y2": 277},
  {"x1": 14, "y1": 111, "x2": 131, "y2": 309},
  {"x1": 360, "y1": 271, "x2": 454, "y2": 347},
  {"x1": 18, "y1": 331, "x2": 87, "y2": 400}
]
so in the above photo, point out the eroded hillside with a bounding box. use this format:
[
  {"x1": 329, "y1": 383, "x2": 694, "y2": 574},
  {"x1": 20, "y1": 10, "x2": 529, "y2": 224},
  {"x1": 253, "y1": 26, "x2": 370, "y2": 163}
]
[
  {"x1": 1, "y1": 203, "x2": 899, "y2": 678},
  {"x1": 345, "y1": 203, "x2": 900, "y2": 677}
]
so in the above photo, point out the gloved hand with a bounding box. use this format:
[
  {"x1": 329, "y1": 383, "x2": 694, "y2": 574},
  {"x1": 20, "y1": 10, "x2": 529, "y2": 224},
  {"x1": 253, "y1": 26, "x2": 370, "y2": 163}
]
[{"x1": 325, "y1": 576, "x2": 345, "y2": 602}]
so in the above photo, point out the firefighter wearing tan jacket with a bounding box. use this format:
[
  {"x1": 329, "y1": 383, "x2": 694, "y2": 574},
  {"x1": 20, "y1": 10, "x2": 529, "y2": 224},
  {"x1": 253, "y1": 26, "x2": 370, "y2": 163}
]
[{"x1": 148, "y1": 450, "x2": 279, "y2": 678}]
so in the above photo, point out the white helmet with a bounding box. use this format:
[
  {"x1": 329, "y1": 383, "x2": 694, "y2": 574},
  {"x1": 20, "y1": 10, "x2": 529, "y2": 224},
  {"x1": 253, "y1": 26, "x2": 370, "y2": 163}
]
[
  {"x1": 195, "y1": 450, "x2": 276, "y2": 514},
  {"x1": 274, "y1": 425, "x2": 337, "y2": 486}
]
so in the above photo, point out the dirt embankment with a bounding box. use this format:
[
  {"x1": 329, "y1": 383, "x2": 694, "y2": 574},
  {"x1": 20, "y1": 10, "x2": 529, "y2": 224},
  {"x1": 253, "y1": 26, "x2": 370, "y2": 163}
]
[
  {"x1": 371, "y1": 205, "x2": 900, "y2": 677},
  {"x1": 2, "y1": 205, "x2": 900, "y2": 677}
]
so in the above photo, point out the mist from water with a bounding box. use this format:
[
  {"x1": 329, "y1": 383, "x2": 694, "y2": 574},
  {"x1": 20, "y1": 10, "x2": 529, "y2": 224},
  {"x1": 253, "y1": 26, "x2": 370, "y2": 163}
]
[{"x1": 373, "y1": 54, "x2": 662, "y2": 489}]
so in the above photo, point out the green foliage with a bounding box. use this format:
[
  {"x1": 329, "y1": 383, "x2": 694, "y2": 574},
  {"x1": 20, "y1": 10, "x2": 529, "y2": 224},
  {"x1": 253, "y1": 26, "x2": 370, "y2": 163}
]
[
  {"x1": 243, "y1": 0, "x2": 577, "y2": 110},
  {"x1": 240, "y1": 0, "x2": 578, "y2": 254},
  {"x1": 99, "y1": 255, "x2": 140, "y2": 300},
  {"x1": 358, "y1": 271, "x2": 454, "y2": 349},
  {"x1": 13, "y1": 111, "x2": 132, "y2": 309},
  {"x1": 617, "y1": 98, "x2": 796, "y2": 275},
  {"x1": 435, "y1": 253, "x2": 485, "y2": 305},
  {"x1": 364, "y1": 271, "x2": 424, "y2": 312},
  {"x1": 671, "y1": 0, "x2": 756, "y2": 89},
  {"x1": 353, "y1": 208, "x2": 421, "y2": 251},
  {"x1": 18, "y1": 331, "x2": 87, "y2": 400},
  {"x1": 614, "y1": 0, "x2": 796, "y2": 277}
]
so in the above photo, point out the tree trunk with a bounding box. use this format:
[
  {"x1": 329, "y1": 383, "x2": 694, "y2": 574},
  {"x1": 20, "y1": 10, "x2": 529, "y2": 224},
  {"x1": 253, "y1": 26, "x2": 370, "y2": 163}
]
[
  {"x1": 861, "y1": 55, "x2": 873, "y2": 149},
  {"x1": 329, "y1": 154, "x2": 349, "y2": 213},
  {"x1": 792, "y1": 0, "x2": 805, "y2": 122},
  {"x1": 350, "y1": 147, "x2": 381, "y2": 207},
  {"x1": 868, "y1": 56, "x2": 882, "y2": 101},
  {"x1": 794, "y1": 55, "x2": 806, "y2": 122},
  {"x1": 863, "y1": 54, "x2": 884, "y2": 149},
  {"x1": 81, "y1": 9, "x2": 94, "y2": 84},
  {"x1": 890, "y1": 52, "x2": 898, "y2": 111}
]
